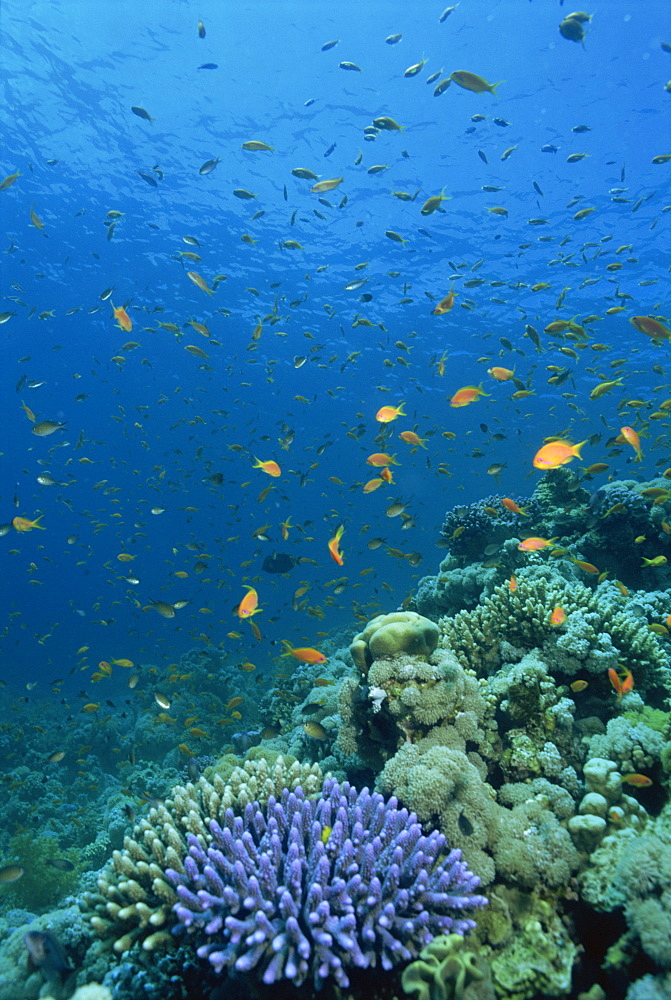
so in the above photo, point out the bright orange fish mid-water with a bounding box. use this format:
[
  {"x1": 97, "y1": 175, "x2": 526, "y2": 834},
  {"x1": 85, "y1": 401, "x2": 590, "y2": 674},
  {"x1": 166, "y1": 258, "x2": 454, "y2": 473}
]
[
  {"x1": 12, "y1": 515, "x2": 45, "y2": 532},
  {"x1": 449, "y1": 384, "x2": 489, "y2": 408},
  {"x1": 328, "y1": 524, "x2": 345, "y2": 565},
  {"x1": 237, "y1": 585, "x2": 260, "y2": 618},
  {"x1": 533, "y1": 439, "x2": 587, "y2": 470},
  {"x1": 111, "y1": 301, "x2": 132, "y2": 332},
  {"x1": 252, "y1": 457, "x2": 281, "y2": 477},
  {"x1": 619, "y1": 426, "x2": 643, "y2": 462},
  {"x1": 375, "y1": 403, "x2": 405, "y2": 423},
  {"x1": 432, "y1": 290, "x2": 456, "y2": 315}
]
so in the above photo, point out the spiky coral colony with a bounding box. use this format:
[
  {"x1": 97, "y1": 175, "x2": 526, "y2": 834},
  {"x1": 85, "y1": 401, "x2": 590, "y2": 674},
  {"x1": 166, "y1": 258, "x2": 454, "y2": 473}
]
[{"x1": 166, "y1": 778, "x2": 487, "y2": 988}]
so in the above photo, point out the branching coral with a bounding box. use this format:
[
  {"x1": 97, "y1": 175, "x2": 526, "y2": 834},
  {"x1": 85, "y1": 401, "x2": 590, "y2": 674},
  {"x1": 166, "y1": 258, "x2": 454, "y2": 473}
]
[
  {"x1": 439, "y1": 570, "x2": 669, "y2": 687},
  {"x1": 82, "y1": 756, "x2": 323, "y2": 955},
  {"x1": 167, "y1": 778, "x2": 487, "y2": 988}
]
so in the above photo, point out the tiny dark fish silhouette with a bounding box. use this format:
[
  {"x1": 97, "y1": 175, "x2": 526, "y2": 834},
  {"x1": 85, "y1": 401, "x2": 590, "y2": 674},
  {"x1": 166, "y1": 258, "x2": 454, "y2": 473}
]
[
  {"x1": 137, "y1": 171, "x2": 158, "y2": 187},
  {"x1": 198, "y1": 63, "x2": 218, "y2": 70},
  {"x1": 131, "y1": 106, "x2": 154, "y2": 123},
  {"x1": 478, "y1": 149, "x2": 488, "y2": 163},
  {"x1": 324, "y1": 143, "x2": 336, "y2": 158}
]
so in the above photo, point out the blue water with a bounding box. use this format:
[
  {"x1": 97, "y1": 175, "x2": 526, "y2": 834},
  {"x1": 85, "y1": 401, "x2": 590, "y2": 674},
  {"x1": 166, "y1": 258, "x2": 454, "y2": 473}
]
[{"x1": 1, "y1": 0, "x2": 669, "y2": 686}]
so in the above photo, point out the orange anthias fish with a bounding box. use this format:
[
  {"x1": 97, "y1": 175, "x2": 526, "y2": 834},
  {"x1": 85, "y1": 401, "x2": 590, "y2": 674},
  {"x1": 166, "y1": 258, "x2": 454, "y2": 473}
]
[
  {"x1": 487, "y1": 366, "x2": 515, "y2": 381},
  {"x1": 573, "y1": 559, "x2": 600, "y2": 575},
  {"x1": 518, "y1": 536, "x2": 557, "y2": 552},
  {"x1": 328, "y1": 524, "x2": 345, "y2": 565},
  {"x1": 237, "y1": 585, "x2": 261, "y2": 619},
  {"x1": 281, "y1": 642, "x2": 327, "y2": 664},
  {"x1": 363, "y1": 478, "x2": 384, "y2": 493},
  {"x1": 533, "y1": 439, "x2": 587, "y2": 470},
  {"x1": 253, "y1": 457, "x2": 281, "y2": 477},
  {"x1": 111, "y1": 301, "x2": 132, "y2": 332},
  {"x1": 619, "y1": 426, "x2": 643, "y2": 462},
  {"x1": 376, "y1": 403, "x2": 406, "y2": 423},
  {"x1": 187, "y1": 271, "x2": 215, "y2": 295},
  {"x1": 629, "y1": 315, "x2": 671, "y2": 340},
  {"x1": 550, "y1": 606, "x2": 566, "y2": 626},
  {"x1": 449, "y1": 384, "x2": 489, "y2": 408},
  {"x1": 509, "y1": 575, "x2": 517, "y2": 592},
  {"x1": 12, "y1": 515, "x2": 45, "y2": 532},
  {"x1": 399, "y1": 430, "x2": 428, "y2": 448},
  {"x1": 366, "y1": 452, "x2": 399, "y2": 467},
  {"x1": 620, "y1": 773, "x2": 653, "y2": 787},
  {"x1": 432, "y1": 289, "x2": 456, "y2": 315},
  {"x1": 502, "y1": 498, "x2": 529, "y2": 516},
  {"x1": 608, "y1": 665, "x2": 634, "y2": 700}
]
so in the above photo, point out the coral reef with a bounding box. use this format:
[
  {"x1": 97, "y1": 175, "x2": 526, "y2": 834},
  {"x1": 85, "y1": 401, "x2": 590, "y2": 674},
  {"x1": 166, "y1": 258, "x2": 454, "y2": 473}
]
[
  {"x1": 439, "y1": 569, "x2": 670, "y2": 689},
  {"x1": 168, "y1": 777, "x2": 487, "y2": 988}
]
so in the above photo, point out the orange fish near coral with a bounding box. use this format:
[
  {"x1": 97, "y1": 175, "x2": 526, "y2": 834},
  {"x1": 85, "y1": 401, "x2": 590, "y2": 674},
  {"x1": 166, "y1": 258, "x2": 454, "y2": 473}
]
[
  {"x1": 619, "y1": 426, "x2": 643, "y2": 462},
  {"x1": 573, "y1": 559, "x2": 600, "y2": 575},
  {"x1": 620, "y1": 773, "x2": 653, "y2": 787},
  {"x1": 550, "y1": 606, "x2": 566, "y2": 626},
  {"x1": 533, "y1": 439, "x2": 587, "y2": 470},
  {"x1": 110, "y1": 301, "x2": 132, "y2": 332},
  {"x1": 518, "y1": 536, "x2": 557, "y2": 552},
  {"x1": 449, "y1": 384, "x2": 489, "y2": 407},
  {"x1": 12, "y1": 515, "x2": 45, "y2": 532},
  {"x1": 281, "y1": 642, "x2": 327, "y2": 664},
  {"x1": 608, "y1": 666, "x2": 634, "y2": 700},
  {"x1": 502, "y1": 498, "x2": 529, "y2": 516},
  {"x1": 328, "y1": 524, "x2": 345, "y2": 565},
  {"x1": 237, "y1": 585, "x2": 261, "y2": 619},
  {"x1": 509, "y1": 576, "x2": 517, "y2": 592},
  {"x1": 252, "y1": 458, "x2": 281, "y2": 477}
]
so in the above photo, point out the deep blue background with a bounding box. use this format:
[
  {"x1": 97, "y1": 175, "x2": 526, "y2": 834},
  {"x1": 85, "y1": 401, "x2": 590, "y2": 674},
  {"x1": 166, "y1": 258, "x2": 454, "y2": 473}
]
[{"x1": 1, "y1": 0, "x2": 669, "y2": 686}]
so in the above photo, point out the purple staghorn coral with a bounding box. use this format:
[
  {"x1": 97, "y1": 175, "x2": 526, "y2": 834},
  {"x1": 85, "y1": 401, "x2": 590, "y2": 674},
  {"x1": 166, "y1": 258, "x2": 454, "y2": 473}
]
[{"x1": 165, "y1": 777, "x2": 487, "y2": 988}]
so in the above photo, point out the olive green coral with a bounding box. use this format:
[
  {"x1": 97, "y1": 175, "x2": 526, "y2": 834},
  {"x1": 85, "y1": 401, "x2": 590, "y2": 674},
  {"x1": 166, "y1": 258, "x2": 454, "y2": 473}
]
[
  {"x1": 401, "y1": 933, "x2": 490, "y2": 1000},
  {"x1": 350, "y1": 610, "x2": 440, "y2": 671}
]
